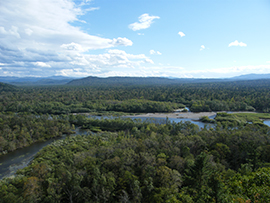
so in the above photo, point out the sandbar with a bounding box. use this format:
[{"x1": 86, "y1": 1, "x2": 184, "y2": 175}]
[{"x1": 130, "y1": 112, "x2": 217, "y2": 120}]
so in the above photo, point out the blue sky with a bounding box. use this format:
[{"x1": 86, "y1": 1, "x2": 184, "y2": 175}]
[{"x1": 0, "y1": 0, "x2": 269, "y2": 78}]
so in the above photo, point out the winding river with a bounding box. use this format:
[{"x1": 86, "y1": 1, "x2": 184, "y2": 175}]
[
  {"x1": 0, "y1": 128, "x2": 90, "y2": 179},
  {"x1": 1, "y1": 114, "x2": 269, "y2": 179}
]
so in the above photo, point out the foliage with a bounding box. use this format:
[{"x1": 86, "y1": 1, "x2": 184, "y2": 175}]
[
  {"x1": 214, "y1": 112, "x2": 270, "y2": 127},
  {"x1": 0, "y1": 113, "x2": 73, "y2": 155},
  {"x1": 1, "y1": 79, "x2": 270, "y2": 202},
  {"x1": 2, "y1": 79, "x2": 270, "y2": 114},
  {"x1": 1, "y1": 117, "x2": 270, "y2": 202}
]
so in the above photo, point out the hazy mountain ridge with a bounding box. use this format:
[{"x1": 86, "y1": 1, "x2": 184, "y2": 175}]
[
  {"x1": 0, "y1": 76, "x2": 74, "y2": 86},
  {"x1": 67, "y1": 76, "x2": 229, "y2": 86},
  {"x1": 231, "y1": 73, "x2": 270, "y2": 80},
  {"x1": 1, "y1": 73, "x2": 270, "y2": 86},
  {"x1": 66, "y1": 73, "x2": 270, "y2": 86}
]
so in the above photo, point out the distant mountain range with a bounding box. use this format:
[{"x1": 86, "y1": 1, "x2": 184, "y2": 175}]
[
  {"x1": 0, "y1": 76, "x2": 74, "y2": 86},
  {"x1": 66, "y1": 74, "x2": 270, "y2": 86},
  {"x1": 231, "y1": 73, "x2": 270, "y2": 80},
  {"x1": 0, "y1": 73, "x2": 270, "y2": 86},
  {"x1": 66, "y1": 76, "x2": 226, "y2": 86}
]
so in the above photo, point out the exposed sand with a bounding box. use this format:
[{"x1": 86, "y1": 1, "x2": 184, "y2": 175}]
[{"x1": 130, "y1": 112, "x2": 217, "y2": 119}]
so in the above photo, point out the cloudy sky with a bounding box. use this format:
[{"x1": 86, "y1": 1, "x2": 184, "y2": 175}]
[{"x1": 0, "y1": 0, "x2": 270, "y2": 78}]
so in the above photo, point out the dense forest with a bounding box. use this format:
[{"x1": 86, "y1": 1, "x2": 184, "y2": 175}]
[
  {"x1": 0, "y1": 113, "x2": 73, "y2": 155},
  {"x1": 1, "y1": 79, "x2": 270, "y2": 202},
  {"x1": 1, "y1": 79, "x2": 270, "y2": 114},
  {"x1": 1, "y1": 118, "x2": 270, "y2": 202}
]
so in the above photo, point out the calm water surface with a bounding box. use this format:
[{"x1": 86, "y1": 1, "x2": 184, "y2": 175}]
[
  {"x1": 1, "y1": 114, "x2": 269, "y2": 179},
  {"x1": 0, "y1": 128, "x2": 90, "y2": 179}
]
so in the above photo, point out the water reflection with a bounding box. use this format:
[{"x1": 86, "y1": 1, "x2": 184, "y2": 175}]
[
  {"x1": 124, "y1": 116, "x2": 214, "y2": 129},
  {"x1": 1, "y1": 115, "x2": 268, "y2": 179},
  {"x1": 263, "y1": 120, "x2": 270, "y2": 127},
  {"x1": 0, "y1": 139, "x2": 59, "y2": 179},
  {"x1": 0, "y1": 128, "x2": 88, "y2": 179},
  {"x1": 0, "y1": 115, "x2": 214, "y2": 179}
]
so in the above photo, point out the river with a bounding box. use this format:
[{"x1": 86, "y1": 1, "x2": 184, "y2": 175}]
[
  {"x1": 1, "y1": 114, "x2": 269, "y2": 179},
  {"x1": 0, "y1": 128, "x2": 90, "y2": 179}
]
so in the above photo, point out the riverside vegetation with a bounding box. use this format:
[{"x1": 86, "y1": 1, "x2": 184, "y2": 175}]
[{"x1": 1, "y1": 80, "x2": 270, "y2": 202}]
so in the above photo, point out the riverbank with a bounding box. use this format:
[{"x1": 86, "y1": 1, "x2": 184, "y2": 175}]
[
  {"x1": 128, "y1": 111, "x2": 265, "y2": 120},
  {"x1": 129, "y1": 112, "x2": 217, "y2": 119}
]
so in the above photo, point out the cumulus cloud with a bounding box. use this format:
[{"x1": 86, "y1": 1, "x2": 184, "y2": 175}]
[
  {"x1": 0, "y1": 0, "x2": 135, "y2": 77},
  {"x1": 129, "y1": 13, "x2": 160, "y2": 31},
  {"x1": 178, "y1": 31, "x2": 185, "y2": 37},
  {"x1": 110, "y1": 37, "x2": 133, "y2": 46},
  {"x1": 200, "y1": 45, "x2": 205, "y2": 51},
  {"x1": 61, "y1": 42, "x2": 85, "y2": 52},
  {"x1": 150, "y1": 50, "x2": 162, "y2": 55},
  {"x1": 145, "y1": 58, "x2": 154, "y2": 64},
  {"x1": 150, "y1": 50, "x2": 155, "y2": 55},
  {"x1": 53, "y1": 49, "x2": 154, "y2": 77},
  {"x1": 0, "y1": 26, "x2": 20, "y2": 38},
  {"x1": 0, "y1": 47, "x2": 156, "y2": 77},
  {"x1": 228, "y1": 40, "x2": 247, "y2": 47},
  {"x1": 33, "y1": 62, "x2": 51, "y2": 68}
]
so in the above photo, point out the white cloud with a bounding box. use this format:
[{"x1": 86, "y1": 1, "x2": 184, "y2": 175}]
[
  {"x1": 0, "y1": 27, "x2": 7, "y2": 34},
  {"x1": 67, "y1": 49, "x2": 153, "y2": 71},
  {"x1": 266, "y1": 61, "x2": 270, "y2": 63},
  {"x1": 52, "y1": 49, "x2": 155, "y2": 77},
  {"x1": 107, "y1": 64, "x2": 270, "y2": 79},
  {"x1": 61, "y1": 42, "x2": 85, "y2": 52},
  {"x1": 178, "y1": 31, "x2": 185, "y2": 37},
  {"x1": 178, "y1": 65, "x2": 270, "y2": 78},
  {"x1": 138, "y1": 33, "x2": 144, "y2": 35},
  {"x1": 33, "y1": 62, "x2": 51, "y2": 68},
  {"x1": 25, "y1": 28, "x2": 33, "y2": 36},
  {"x1": 129, "y1": 13, "x2": 160, "y2": 31},
  {"x1": 85, "y1": 7, "x2": 99, "y2": 12},
  {"x1": 9, "y1": 26, "x2": 20, "y2": 38},
  {"x1": 228, "y1": 40, "x2": 247, "y2": 47},
  {"x1": 200, "y1": 45, "x2": 205, "y2": 51},
  {"x1": 0, "y1": 26, "x2": 20, "y2": 38},
  {"x1": 150, "y1": 50, "x2": 155, "y2": 55},
  {"x1": 145, "y1": 58, "x2": 154, "y2": 64},
  {"x1": 150, "y1": 50, "x2": 162, "y2": 55},
  {"x1": 0, "y1": 0, "x2": 132, "y2": 52},
  {"x1": 0, "y1": 0, "x2": 135, "y2": 77},
  {"x1": 56, "y1": 68, "x2": 89, "y2": 77},
  {"x1": 110, "y1": 37, "x2": 133, "y2": 46},
  {"x1": 0, "y1": 1, "x2": 263, "y2": 79}
]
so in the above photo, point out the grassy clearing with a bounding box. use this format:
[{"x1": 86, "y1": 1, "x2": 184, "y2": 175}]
[{"x1": 215, "y1": 112, "x2": 270, "y2": 125}]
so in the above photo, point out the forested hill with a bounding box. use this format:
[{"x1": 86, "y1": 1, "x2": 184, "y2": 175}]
[
  {"x1": 67, "y1": 76, "x2": 225, "y2": 86},
  {"x1": 0, "y1": 82, "x2": 17, "y2": 92},
  {"x1": 1, "y1": 73, "x2": 270, "y2": 86},
  {"x1": 0, "y1": 76, "x2": 74, "y2": 86}
]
